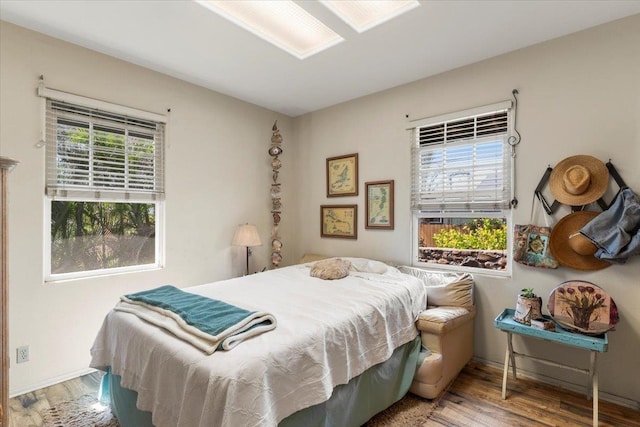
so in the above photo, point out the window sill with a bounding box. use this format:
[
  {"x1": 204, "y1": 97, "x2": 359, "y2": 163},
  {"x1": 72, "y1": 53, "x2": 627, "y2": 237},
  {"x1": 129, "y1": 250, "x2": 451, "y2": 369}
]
[{"x1": 45, "y1": 265, "x2": 163, "y2": 284}]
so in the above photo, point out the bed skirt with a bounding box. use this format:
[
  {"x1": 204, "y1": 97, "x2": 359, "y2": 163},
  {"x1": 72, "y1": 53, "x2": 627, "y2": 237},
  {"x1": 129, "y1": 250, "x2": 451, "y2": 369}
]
[{"x1": 100, "y1": 336, "x2": 421, "y2": 427}]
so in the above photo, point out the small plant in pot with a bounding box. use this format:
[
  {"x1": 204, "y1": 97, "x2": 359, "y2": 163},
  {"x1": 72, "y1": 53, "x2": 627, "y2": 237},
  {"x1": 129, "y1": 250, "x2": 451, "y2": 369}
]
[{"x1": 514, "y1": 288, "x2": 543, "y2": 325}]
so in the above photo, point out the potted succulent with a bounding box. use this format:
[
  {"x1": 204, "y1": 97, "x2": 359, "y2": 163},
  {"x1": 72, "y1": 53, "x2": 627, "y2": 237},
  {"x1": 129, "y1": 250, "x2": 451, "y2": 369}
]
[{"x1": 514, "y1": 288, "x2": 542, "y2": 325}]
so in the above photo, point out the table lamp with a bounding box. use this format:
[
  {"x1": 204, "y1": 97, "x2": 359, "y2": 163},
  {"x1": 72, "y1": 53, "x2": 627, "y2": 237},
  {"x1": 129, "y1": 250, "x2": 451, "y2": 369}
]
[{"x1": 232, "y1": 223, "x2": 262, "y2": 275}]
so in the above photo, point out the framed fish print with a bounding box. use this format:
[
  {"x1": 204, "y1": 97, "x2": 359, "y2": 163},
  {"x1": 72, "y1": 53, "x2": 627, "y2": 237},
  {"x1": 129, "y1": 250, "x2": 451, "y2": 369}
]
[
  {"x1": 326, "y1": 153, "x2": 358, "y2": 197},
  {"x1": 321, "y1": 205, "x2": 357, "y2": 239},
  {"x1": 365, "y1": 180, "x2": 394, "y2": 230}
]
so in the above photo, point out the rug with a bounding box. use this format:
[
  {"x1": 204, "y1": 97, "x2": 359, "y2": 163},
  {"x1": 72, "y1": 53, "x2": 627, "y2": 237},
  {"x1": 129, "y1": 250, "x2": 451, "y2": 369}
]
[
  {"x1": 42, "y1": 394, "x2": 120, "y2": 427},
  {"x1": 364, "y1": 377, "x2": 455, "y2": 426}
]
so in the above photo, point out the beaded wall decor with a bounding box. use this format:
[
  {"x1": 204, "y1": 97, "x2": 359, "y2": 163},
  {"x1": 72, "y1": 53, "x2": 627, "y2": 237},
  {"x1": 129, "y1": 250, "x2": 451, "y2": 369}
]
[{"x1": 269, "y1": 121, "x2": 283, "y2": 267}]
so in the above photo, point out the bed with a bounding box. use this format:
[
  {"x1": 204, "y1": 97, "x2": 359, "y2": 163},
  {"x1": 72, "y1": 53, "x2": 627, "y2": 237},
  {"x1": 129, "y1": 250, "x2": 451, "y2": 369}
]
[{"x1": 89, "y1": 258, "x2": 427, "y2": 427}]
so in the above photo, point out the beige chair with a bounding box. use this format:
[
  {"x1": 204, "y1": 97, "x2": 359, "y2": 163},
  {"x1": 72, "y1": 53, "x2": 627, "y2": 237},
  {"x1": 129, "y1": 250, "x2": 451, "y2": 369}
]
[{"x1": 397, "y1": 267, "x2": 476, "y2": 399}]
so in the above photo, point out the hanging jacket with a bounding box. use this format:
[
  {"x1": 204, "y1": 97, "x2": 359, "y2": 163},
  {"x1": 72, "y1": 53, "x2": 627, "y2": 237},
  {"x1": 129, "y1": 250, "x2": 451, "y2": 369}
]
[{"x1": 580, "y1": 187, "x2": 640, "y2": 264}]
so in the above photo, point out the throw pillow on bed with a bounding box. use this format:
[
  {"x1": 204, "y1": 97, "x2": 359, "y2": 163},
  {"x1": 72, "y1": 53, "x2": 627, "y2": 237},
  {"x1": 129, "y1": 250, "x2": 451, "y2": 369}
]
[{"x1": 310, "y1": 258, "x2": 352, "y2": 280}]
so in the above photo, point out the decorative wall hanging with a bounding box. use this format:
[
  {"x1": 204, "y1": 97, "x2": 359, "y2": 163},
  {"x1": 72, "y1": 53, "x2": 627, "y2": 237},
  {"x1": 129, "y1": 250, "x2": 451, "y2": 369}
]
[
  {"x1": 508, "y1": 88, "x2": 521, "y2": 208},
  {"x1": 321, "y1": 205, "x2": 357, "y2": 239},
  {"x1": 326, "y1": 153, "x2": 358, "y2": 197},
  {"x1": 365, "y1": 180, "x2": 394, "y2": 230},
  {"x1": 269, "y1": 121, "x2": 283, "y2": 267}
]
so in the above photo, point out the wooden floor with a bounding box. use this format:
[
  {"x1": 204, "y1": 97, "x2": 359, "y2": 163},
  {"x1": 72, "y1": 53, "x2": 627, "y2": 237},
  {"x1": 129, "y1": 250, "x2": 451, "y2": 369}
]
[
  {"x1": 428, "y1": 362, "x2": 640, "y2": 427},
  {"x1": 8, "y1": 362, "x2": 640, "y2": 426}
]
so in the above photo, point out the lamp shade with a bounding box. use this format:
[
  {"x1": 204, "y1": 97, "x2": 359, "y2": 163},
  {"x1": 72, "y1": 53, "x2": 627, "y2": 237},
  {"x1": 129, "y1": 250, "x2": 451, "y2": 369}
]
[{"x1": 232, "y1": 224, "x2": 262, "y2": 247}]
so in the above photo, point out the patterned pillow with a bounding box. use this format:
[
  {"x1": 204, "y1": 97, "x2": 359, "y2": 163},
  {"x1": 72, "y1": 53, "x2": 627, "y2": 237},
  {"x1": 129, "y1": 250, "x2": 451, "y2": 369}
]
[{"x1": 310, "y1": 258, "x2": 352, "y2": 280}]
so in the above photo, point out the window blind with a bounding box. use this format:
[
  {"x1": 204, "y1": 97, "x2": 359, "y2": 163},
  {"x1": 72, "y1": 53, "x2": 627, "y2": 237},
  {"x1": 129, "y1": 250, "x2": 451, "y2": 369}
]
[
  {"x1": 411, "y1": 107, "x2": 512, "y2": 211},
  {"x1": 45, "y1": 99, "x2": 165, "y2": 201}
]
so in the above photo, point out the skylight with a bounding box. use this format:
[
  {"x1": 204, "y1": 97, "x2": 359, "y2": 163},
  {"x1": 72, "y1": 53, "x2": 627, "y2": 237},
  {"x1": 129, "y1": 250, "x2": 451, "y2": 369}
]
[
  {"x1": 195, "y1": 0, "x2": 344, "y2": 60},
  {"x1": 321, "y1": 0, "x2": 420, "y2": 33}
]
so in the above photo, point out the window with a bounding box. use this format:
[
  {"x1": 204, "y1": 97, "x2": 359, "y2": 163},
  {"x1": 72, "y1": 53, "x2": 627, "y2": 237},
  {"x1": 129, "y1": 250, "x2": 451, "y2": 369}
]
[
  {"x1": 43, "y1": 94, "x2": 165, "y2": 280},
  {"x1": 410, "y1": 101, "x2": 513, "y2": 274}
]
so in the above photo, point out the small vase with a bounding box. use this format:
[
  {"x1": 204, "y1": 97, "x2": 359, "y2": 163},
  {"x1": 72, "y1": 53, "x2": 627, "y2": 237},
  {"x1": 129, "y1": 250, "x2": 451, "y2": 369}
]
[{"x1": 514, "y1": 295, "x2": 542, "y2": 325}]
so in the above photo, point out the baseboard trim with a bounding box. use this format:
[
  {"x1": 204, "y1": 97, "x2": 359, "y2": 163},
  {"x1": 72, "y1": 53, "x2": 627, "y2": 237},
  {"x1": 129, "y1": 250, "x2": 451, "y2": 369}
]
[
  {"x1": 474, "y1": 356, "x2": 640, "y2": 411},
  {"x1": 9, "y1": 367, "x2": 97, "y2": 398}
]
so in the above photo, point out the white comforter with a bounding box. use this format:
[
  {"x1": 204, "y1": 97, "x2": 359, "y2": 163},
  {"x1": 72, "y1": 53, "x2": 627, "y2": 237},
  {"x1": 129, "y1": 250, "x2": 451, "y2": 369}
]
[{"x1": 90, "y1": 261, "x2": 426, "y2": 427}]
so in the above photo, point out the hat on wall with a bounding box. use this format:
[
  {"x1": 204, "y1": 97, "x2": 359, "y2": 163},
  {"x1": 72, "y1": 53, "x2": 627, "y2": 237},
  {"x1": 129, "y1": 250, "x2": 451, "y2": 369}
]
[
  {"x1": 550, "y1": 155, "x2": 609, "y2": 206},
  {"x1": 549, "y1": 211, "x2": 611, "y2": 271}
]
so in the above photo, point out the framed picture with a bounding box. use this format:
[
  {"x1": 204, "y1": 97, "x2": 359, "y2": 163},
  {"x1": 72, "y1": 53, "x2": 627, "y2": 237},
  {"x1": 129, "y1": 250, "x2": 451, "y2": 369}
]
[
  {"x1": 321, "y1": 205, "x2": 357, "y2": 239},
  {"x1": 365, "y1": 180, "x2": 394, "y2": 230},
  {"x1": 326, "y1": 153, "x2": 358, "y2": 197}
]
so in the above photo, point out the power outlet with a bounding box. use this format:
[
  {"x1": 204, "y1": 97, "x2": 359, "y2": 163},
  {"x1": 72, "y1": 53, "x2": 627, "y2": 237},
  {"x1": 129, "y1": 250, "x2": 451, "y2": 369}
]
[{"x1": 16, "y1": 345, "x2": 29, "y2": 364}]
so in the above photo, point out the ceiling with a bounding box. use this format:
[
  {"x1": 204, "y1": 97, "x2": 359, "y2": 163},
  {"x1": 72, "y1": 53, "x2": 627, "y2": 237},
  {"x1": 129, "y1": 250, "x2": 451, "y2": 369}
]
[{"x1": 2, "y1": 1, "x2": 639, "y2": 117}]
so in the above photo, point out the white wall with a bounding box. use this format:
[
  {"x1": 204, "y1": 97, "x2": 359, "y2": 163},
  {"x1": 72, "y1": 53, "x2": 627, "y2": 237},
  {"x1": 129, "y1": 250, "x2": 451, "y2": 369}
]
[
  {"x1": 292, "y1": 14, "x2": 640, "y2": 406},
  {"x1": 0, "y1": 21, "x2": 294, "y2": 394}
]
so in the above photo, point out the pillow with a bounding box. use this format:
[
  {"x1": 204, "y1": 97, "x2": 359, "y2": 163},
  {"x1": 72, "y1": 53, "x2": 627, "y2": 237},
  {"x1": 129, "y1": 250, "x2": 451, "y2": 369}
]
[
  {"x1": 397, "y1": 266, "x2": 474, "y2": 307},
  {"x1": 310, "y1": 258, "x2": 352, "y2": 280},
  {"x1": 344, "y1": 257, "x2": 388, "y2": 274}
]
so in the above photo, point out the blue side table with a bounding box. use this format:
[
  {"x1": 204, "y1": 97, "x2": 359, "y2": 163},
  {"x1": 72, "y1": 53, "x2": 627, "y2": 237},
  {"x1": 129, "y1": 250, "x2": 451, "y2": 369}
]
[{"x1": 494, "y1": 309, "x2": 608, "y2": 427}]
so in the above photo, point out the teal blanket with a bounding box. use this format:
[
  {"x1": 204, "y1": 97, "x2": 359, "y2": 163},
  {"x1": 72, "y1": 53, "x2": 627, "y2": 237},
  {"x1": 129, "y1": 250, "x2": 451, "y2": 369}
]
[{"x1": 117, "y1": 285, "x2": 276, "y2": 353}]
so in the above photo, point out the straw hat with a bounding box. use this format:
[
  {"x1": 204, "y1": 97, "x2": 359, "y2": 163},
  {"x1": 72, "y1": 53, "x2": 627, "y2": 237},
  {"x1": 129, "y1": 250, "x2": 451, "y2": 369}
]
[
  {"x1": 549, "y1": 211, "x2": 611, "y2": 271},
  {"x1": 550, "y1": 155, "x2": 609, "y2": 206}
]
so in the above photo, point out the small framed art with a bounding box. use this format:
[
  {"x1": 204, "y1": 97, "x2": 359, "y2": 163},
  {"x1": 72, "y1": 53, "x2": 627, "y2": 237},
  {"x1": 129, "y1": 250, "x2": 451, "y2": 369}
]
[
  {"x1": 365, "y1": 180, "x2": 394, "y2": 230},
  {"x1": 326, "y1": 153, "x2": 358, "y2": 197},
  {"x1": 321, "y1": 205, "x2": 357, "y2": 239}
]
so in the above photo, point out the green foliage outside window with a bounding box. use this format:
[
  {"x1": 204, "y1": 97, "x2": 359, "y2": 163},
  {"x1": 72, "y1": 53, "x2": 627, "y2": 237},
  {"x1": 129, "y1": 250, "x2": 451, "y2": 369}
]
[
  {"x1": 51, "y1": 201, "x2": 156, "y2": 274},
  {"x1": 432, "y1": 218, "x2": 507, "y2": 250}
]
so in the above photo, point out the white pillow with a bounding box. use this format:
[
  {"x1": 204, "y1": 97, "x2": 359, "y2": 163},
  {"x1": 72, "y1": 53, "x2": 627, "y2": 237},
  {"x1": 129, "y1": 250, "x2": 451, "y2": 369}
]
[
  {"x1": 298, "y1": 253, "x2": 331, "y2": 264},
  {"x1": 397, "y1": 266, "x2": 474, "y2": 307},
  {"x1": 343, "y1": 257, "x2": 388, "y2": 274}
]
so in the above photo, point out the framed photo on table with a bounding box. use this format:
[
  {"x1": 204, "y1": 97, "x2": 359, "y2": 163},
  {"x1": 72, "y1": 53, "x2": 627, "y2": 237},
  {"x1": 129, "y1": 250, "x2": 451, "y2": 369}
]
[
  {"x1": 326, "y1": 153, "x2": 358, "y2": 197},
  {"x1": 365, "y1": 180, "x2": 394, "y2": 230},
  {"x1": 321, "y1": 205, "x2": 357, "y2": 239}
]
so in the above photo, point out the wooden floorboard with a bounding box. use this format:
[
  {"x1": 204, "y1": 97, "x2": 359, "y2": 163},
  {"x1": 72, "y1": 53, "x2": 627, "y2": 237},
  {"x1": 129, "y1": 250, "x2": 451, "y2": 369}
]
[
  {"x1": 10, "y1": 361, "x2": 640, "y2": 427},
  {"x1": 427, "y1": 362, "x2": 640, "y2": 427}
]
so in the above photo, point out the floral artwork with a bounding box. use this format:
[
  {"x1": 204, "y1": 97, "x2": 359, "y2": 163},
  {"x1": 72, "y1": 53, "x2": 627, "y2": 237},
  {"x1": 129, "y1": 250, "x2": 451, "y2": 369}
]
[{"x1": 547, "y1": 280, "x2": 618, "y2": 336}]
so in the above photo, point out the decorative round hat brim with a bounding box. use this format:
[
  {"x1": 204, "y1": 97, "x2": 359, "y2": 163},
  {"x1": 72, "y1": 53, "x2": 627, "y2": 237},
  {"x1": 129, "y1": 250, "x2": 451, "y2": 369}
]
[
  {"x1": 549, "y1": 155, "x2": 609, "y2": 206},
  {"x1": 549, "y1": 211, "x2": 611, "y2": 271}
]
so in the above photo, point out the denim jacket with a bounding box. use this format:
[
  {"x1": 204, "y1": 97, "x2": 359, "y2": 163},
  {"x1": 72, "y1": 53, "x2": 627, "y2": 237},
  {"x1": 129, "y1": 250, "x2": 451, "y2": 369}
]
[{"x1": 580, "y1": 187, "x2": 640, "y2": 264}]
